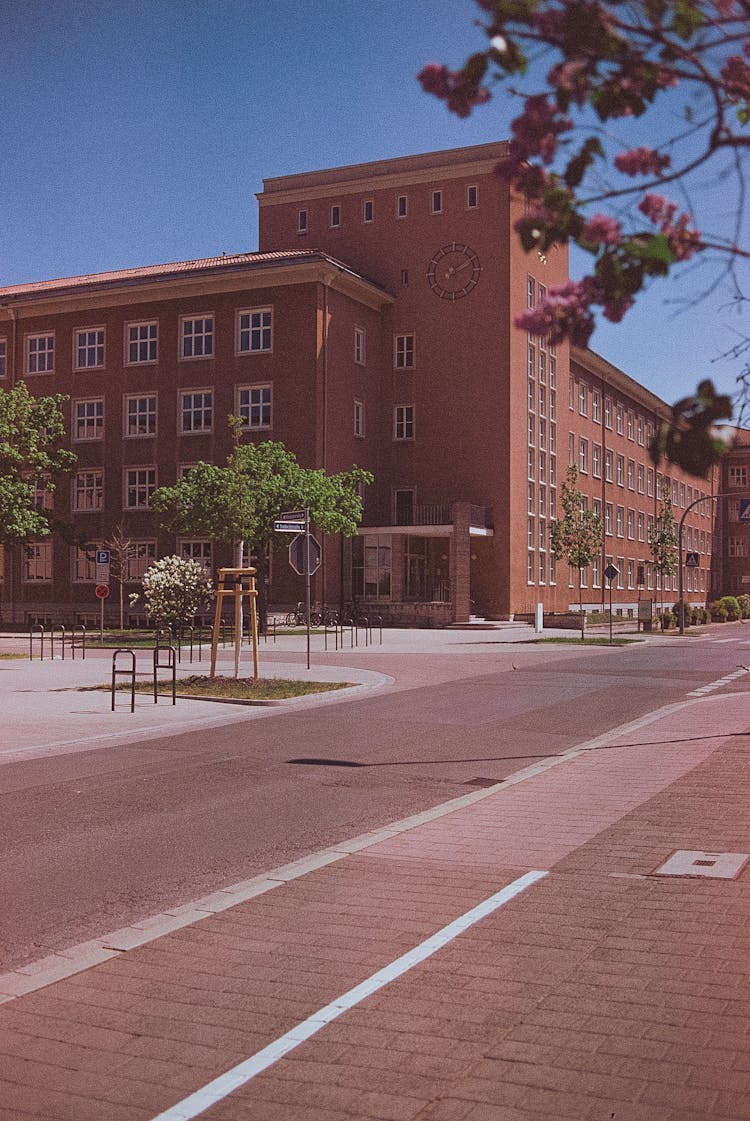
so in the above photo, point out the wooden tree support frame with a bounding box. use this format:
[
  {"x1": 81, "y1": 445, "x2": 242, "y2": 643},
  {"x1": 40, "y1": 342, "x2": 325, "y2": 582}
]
[{"x1": 210, "y1": 567, "x2": 259, "y2": 680}]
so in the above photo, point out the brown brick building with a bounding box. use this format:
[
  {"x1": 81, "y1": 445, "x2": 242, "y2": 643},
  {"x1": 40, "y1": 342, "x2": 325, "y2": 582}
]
[{"x1": 0, "y1": 142, "x2": 728, "y2": 625}]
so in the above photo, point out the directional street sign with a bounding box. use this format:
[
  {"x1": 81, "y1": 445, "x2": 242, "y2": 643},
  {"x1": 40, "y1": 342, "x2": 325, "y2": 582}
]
[
  {"x1": 740, "y1": 499, "x2": 750, "y2": 522},
  {"x1": 289, "y1": 533, "x2": 322, "y2": 576},
  {"x1": 274, "y1": 510, "x2": 307, "y2": 533},
  {"x1": 685, "y1": 551, "x2": 700, "y2": 567}
]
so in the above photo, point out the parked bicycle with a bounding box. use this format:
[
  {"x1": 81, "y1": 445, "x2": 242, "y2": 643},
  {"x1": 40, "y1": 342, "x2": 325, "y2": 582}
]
[{"x1": 284, "y1": 602, "x2": 322, "y2": 627}]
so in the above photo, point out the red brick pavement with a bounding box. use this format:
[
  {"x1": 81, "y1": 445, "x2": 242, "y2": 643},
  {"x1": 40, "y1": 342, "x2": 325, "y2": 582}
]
[{"x1": 1, "y1": 692, "x2": 750, "y2": 1120}]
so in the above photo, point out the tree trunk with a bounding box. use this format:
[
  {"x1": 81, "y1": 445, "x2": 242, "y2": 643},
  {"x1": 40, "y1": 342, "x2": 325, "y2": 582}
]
[{"x1": 578, "y1": 567, "x2": 585, "y2": 640}]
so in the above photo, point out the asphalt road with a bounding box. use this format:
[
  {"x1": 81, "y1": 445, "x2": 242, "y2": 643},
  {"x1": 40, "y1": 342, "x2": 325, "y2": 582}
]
[{"x1": 2, "y1": 632, "x2": 749, "y2": 970}]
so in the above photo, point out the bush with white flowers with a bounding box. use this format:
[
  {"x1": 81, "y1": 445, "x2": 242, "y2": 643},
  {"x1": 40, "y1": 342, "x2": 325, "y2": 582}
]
[{"x1": 136, "y1": 554, "x2": 213, "y2": 631}]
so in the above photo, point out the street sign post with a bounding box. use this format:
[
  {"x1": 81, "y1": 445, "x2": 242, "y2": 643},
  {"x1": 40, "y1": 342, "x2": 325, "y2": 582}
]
[
  {"x1": 95, "y1": 548, "x2": 111, "y2": 585},
  {"x1": 604, "y1": 564, "x2": 619, "y2": 645},
  {"x1": 95, "y1": 581, "x2": 110, "y2": 641}
]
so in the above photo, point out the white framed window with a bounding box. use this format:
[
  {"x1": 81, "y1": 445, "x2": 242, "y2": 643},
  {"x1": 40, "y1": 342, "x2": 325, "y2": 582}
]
[
  {"x1": 126, "y1": 541, "x2": 157, "y2": 581},
  {"x1": 605, "y1": 449, "x2": 613, "y2": 483},
  {"x1": 604, "y1": 397, "x2": 612, "y2": 429},
  {"x1": 528, "y1": 414, "x2": 535, "y2": 447},
  {"x1": 616, "y1": 506, "x2": 625, "y2": 537},
  {"x1": 23, "y1": 542, "x2": 52, "y2": 582},
  {"x1": 179, "y1": 539, "x2": 213, "y2": 574},
  {"x1": 26, "y1": 334, "x2": 54, "y2": 374},
  {"x1": 637, "y1": 464, "x2": 645, "y2": 494},
  {"x1": 354, "y1": 399, "x2": 365, "y2": 438},
  {"x1": 73, "y1": 398, "x2": 104, "y2": 441},
  {"x1": 592, "y1": 555, "x2": 601, "y2": 588},
  {"x1": 363, "y1": 199, "x2": 373, "y2": 223},
  {"x1": 73, "y1": 543, "x2": 102, "y2": 583},
  {"x1": 578, "y1": 381, "x2": 588, "y2": 416},
  {"x1": 616, "y1": 454, "x2": 625, "y2": 486},
  {"x1": 394, "y1": 334, "x2": 415, "y2": 369},
  {"x1": 297, "y1": 209, "x2": 308, "y2": 233},
  {"x1": 73, "y1": 469, "x2": 103, "y2": 511},
  {"x1": 237, "y1": 308, "x2": 272, "y2": 354},
  {"x1": 647, "y1": 467, "x2": 655, "y2": 497},
  {"x1": 126, "y1": 320, "x2": 158, "y2": 365},
  {"x1": 467, "y1": 184, "x2": 478, "y2": 209},
  {"x1": 354, "y1": 327, "x2": 366, "y2": 365},
  {"x1": 181, "y1": 390, "x2": 212, "y2": 433},
  {"x1": 627, "y1": 509, "x2": 635, "y2": 540},
  {"x1": 627, "y1": 411, "x2": 634, "y2": 440},
  {"x1": 729, "y1": 465, "x2": 747, "y2": 487},
  {"x1": 431, "y1": 189, "x2": 443, "y2": 214},
  {"x1": 605, "y1": 503, "x2": 613, "y2": 535},
  {"x1": 237, "y1": 384, "x2": 272, "y2": 429},
  {"x1": 0, "y1": 338, "x2": 6, "y2": 377},
  {"x1": 397, "y1": 194, "x2": 408, "y2": 218},
  {"x1": 124, "y1": 467, "x2": 156, "y2": 510},
  {"x1": 616, "y1": 404, "x2": 624, "y2": 435},
  {"x1": 578, "y1": 437, "x2": 588, "y2": 474},
  {"x1": 627, "y1": 459, "x2": 635, "y2": 490},
  {"x1": 527, "y1": 276, "x2": 536, "y2": 308},
  {"x1": 592, "y1": 389, "x2": 600, "y2": 423},
  {"x1": 330, "y1": 204, "x2": 341, "y2": 228},
  {"x1": 124, "y1": 395, "x2": 157, "y2": 437},
  {"x1": 637, "y1": 416, "x2": 644, "y2": 445},
  {"x1": 394, "y1": 404, "x2": 414, "y2": 440},
  {"x1": 592, "y1": 444, "x2": 601, "y2": 478},
  {"x1": 181, "y1": 315, "x2": 214, "y2": 359},
  {"x1": 75, "y1": 327, "x2": 105, "y2": 370}
]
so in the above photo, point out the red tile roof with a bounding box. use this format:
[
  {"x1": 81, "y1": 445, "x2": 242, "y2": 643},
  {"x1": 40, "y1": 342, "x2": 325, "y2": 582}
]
[{"x1": 0, "y1": 249, "x2": 375, "y2": 300}]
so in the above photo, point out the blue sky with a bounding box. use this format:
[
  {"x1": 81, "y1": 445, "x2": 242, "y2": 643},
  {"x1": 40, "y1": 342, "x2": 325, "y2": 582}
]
[{"x1": 1, "y1": 0, "x2": 746, "y2": 409}]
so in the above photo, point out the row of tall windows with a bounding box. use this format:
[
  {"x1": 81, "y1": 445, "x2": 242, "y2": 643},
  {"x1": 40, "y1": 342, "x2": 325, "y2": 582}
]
[
  {"x1": 526, "y1": 281, "x2": 558, "y2": 586},
  {"x1": 20, "y1": 539, "x2": 213, "y2": 584},
  {"x1": 6, "y1": 310, "x2": 273, "y2": 376}
]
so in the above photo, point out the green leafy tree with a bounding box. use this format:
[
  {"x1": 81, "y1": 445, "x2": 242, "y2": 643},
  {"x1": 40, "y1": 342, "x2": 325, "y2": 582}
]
[
  {"x1": 135, "y1": 555, "x2": 213, "y2": 633},
  {"x1": 419, "y1": 0, "x2": 747, "y2": 472},
  {"x1": 550, "y1": 464, "x2": 604, "y2": 638},
  {"x1": 0, "y1": 381, "x2": 76, "y2": 546},
  {"x1": 649, "y1": 477, "x2": 679, "y2": 611},
  {"x1": 149, "y1": 430, "x2": 373, "y2": 627}
]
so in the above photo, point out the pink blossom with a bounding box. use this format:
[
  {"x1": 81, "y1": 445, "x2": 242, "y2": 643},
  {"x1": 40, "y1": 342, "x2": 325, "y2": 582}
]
[
  {"x1": 602, "y1": 295, "x2": 634, "y2": 323},
  {"x1": 510, "y1": 95, "x2": 572, "y2": 163},
  {"x1": 639, "y1": 194, "x2": 701, "y2": 260},
  {"x1": 614, "y1": 147, "x2": 671, "y2": 177},
  {"x1": 515, "y1": 280, "x2": 596, "y2": 347},
  {"x1": 582, "y1": 214, "x2": 622, "y2": 246},
  {"x1": 417, "y1": 63, "x2": 491, "y2": 118},
  {"x1": 722, "y1": 55, "x2": 750, "y2": 101}
]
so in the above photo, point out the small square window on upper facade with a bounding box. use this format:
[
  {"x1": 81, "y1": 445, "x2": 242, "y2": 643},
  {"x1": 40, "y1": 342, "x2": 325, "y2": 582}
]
[
  {"x1": 124, "y1": 395, "x2": 157, "y2": 438},
  {"x1": 237, "y1": 308, "x2": 272, "y2": 354},
  {"x1": 297, "y1": 209, "x2": 308, "y2": 234},
  {"x1": 73, "y1": 398, "x2": 104, "y2": 442},
  {"x1": 394, "y1": 334, "x2": 415, "y2": 369},
  {"x1": 181, "y1": 390, "x2": 213, "y2": 434},
  {"x1": 75, "y1": 328, "x2": 105, "y2": 370},
  {"x1": 126, "y1": 321, "x2": 158, "y2": 365},
  {"x1": 26, "y1": 334, "x2": 54, "y2": 374},
  {"x1": 467, "y1": 185, "x2": 478, "y2": 208},
  {"x1": 237, "y1": 384, "x2": 272, "y2": 430},
  {"x1": 181, "y1": 316, "x2": 214, "y2": 359},
  {"x1": 397, "y1": 195, "x2": 408, "y2": 218},
  {"x1": 363, "y1": 199, "x2": 374, "y2": 223},
  {"x1": 330, "y1": 205, "x2": 341, "y2": 228},
  {"x1": 431, "y1": 189, "x2": 443, "y2": 214}
]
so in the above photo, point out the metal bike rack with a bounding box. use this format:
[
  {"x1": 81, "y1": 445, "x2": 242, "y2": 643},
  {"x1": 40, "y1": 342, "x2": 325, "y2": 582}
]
[
  {"x1": 71, "y1": 623, "x2": 87, "y2": 660},
  {"x1": 111, "y1": 649, "x2": 136, "y2": 712},
  {"x1": 29, "y1": 624, "x2": 45, "y2": 661},
  {"x1": 153, "y1": 643, "x2": 177, "y2": 705},
  {"x1": 50, "y1": 624, "x2": 66, "y2": 660}
]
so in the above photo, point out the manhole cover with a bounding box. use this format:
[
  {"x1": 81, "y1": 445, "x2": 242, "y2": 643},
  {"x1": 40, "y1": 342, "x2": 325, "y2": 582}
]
[{"x1": 654, "y1": 850, "x2": 750, "y2": 880}]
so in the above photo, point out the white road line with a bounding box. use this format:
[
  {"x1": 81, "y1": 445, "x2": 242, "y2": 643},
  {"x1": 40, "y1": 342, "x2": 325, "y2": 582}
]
[
  {"x1": 147, "y1": 869, "x2": 548, "y2": 1121},
  {"x1": 687, "y1": 667, "x2": 748, "y2": 698}
]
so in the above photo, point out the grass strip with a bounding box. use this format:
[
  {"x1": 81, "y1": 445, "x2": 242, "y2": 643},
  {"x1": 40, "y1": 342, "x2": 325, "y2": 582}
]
[{"x1": 109, "y1": 674, "x2": 353, "y2": 701}]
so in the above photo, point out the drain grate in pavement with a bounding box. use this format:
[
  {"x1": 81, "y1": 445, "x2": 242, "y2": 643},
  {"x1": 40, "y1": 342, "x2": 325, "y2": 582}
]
[
  {"x1": 654, "y1": 850, "x2": 750, "y2": 880},
  {"x1": 464, "y1": 776, "x2": 504, "y2": 788}
]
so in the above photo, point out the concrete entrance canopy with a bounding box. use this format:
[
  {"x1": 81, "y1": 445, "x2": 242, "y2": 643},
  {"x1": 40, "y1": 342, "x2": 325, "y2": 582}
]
[{"x1": 357, "y1": 501, "x2": 492, "y2": 625}]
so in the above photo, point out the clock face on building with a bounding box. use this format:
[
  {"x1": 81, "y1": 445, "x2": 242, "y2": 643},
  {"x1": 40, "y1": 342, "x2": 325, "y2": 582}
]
[{"x1": 427, "y1": 243, "x2": 481, "y2": 300}]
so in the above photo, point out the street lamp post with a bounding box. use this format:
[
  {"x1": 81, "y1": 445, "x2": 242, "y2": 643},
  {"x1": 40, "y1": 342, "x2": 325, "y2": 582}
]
[{"x1": 678, "y1": 491, "x2": 728, "y2": 635}]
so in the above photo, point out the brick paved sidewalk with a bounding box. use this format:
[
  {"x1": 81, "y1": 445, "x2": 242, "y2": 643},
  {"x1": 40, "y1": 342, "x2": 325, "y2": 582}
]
[{"x1": 1, "y1": 691, "x2": 749, "y2": 1120}]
